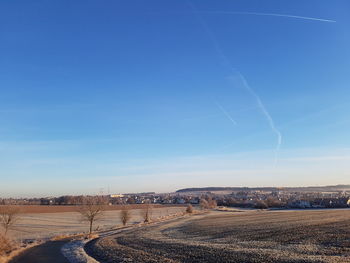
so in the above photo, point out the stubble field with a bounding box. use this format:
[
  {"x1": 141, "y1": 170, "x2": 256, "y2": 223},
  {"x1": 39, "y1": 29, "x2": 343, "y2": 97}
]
[{"x1": 86, "y1": 209, "x2": 350, "y2": 263}]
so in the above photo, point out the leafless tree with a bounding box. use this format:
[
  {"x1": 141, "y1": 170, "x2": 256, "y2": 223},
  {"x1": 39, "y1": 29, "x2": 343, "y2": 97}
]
[
  {"x1": 200, "y1": 199, "x2": 209, "y2": 210},
  {"x1": 186, "y1": 204, "x2": 193, "y2": 214},
  {"x1": 255, "y1": 200, "x2": 268, "y2": 209},
  {"x1": 141, "y1": 202, "x2": 153, "y2": 223},
  {"x1": 77, "y1": 196, "x2": 106, "y2": 236},
  {"x1": 208, "y1": 199, "x2": 217, "y2": 209},
  {"x1": 199, "y1": 197, "x2": 217, "y2": 210},
  {"x1": 266, "y1": 197, "x2": 282, "y2": 208},
  {"x1": 120, "y1": 206, "x2": 132, "y2": 226},
  {"x1": 0, "y1": 205, "x2": 20, "y2": 236}
]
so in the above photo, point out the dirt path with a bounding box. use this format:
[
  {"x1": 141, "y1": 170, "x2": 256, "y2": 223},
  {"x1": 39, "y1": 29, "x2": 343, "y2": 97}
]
[{"x1": 9, "y1": 240, "x2": 70, "y2": 263}]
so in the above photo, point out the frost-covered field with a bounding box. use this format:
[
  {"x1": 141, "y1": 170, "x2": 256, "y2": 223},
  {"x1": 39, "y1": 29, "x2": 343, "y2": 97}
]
[
  {"x1": 9, "y1": 206, "x2": 186, "y2": 242},
  {"x1": 87, "y1": 209, "x2": 350, "y2": 263}
]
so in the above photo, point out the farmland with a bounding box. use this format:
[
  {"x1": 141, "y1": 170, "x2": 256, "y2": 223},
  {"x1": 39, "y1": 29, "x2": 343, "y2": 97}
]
[
  {"x1": 7, "y1": 205, "x2": 185, "y2": 242},
  {"x1": 86, "y1": 209, "x2": 350, "y2": 263},
  {"x1": 7, "y1": 204, "x2": 172, "y2": 214}
]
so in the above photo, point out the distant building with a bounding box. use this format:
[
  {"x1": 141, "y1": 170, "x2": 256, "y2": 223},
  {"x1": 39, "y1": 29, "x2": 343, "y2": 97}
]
[
  {"x1": 162, "y1": 199, "x2": 173, "y2": 204},
  {"x1": 110, "y1": 194, "x2": 124, "y2": 198},
  {"x1": 176, "y1": 198, "x2": 186, "y2": 204},
  {"x1": 40, "y1": 198, "x2": 53, "y2": 205},
  {"x1": 190, "y1": 198, "x2": 199, "y2": 204}
]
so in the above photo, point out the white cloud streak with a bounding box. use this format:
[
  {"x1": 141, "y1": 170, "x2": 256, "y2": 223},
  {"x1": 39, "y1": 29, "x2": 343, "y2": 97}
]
[
  {"x1": 188, "y1": 2, "x2": 282, "y2": 166},
  {"x1": 199, "y1": 11, "x2": 336, "y2": 23},
  {"x1": 215, "y1": 102, "x2": 237, "y2": 125},
  {"x1": 233, "y1": 73, "x2": 282, "y2": 167}
]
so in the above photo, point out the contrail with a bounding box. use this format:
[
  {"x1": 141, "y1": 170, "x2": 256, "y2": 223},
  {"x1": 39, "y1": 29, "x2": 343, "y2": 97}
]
[
  {"x1": 233, "y1": 73, "x2": 282, "y2": 167},
  {"x1": 188, "y1": 1, "x2": 282, "y2": 166},
  {"x1": 216, "y1": 102, "x2": 237, "y2": 125},
  {"x1": 199, "y1": 11, "x2": 336, "y2": 23}
]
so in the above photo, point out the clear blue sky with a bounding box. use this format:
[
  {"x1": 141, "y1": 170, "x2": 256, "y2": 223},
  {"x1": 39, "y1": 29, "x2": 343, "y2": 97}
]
[{"x1": 1, "y1": 0, "x2": 349, "y2": 197}]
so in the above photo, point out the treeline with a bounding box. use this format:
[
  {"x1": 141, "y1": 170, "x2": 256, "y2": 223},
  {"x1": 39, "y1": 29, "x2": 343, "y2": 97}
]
[
  {"x1": 0, "y1": 195, "x2": 109, "y2": 206},
  {"x1": 0, "y1": 195, "x2": 131, "y2": 206},
  {"x1": 176, "y1": 185, "x2": 350, "y2": 193},
  {"x1": 213, "y1": 196, "x2": 281, "y2": 209},
  {"x1": 215, "y1": 196, "x2": 350, "y2": 209}
]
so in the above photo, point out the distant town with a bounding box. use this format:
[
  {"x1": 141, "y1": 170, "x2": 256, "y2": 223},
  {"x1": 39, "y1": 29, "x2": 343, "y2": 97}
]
[{"x1": 2, "y1": 185, "x2": 350, "y2": 209}]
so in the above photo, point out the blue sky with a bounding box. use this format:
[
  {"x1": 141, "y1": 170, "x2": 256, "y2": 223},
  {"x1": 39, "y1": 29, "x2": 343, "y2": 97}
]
[{"x1": 1, "y1": 0, "x2": 350, "y2": 197}]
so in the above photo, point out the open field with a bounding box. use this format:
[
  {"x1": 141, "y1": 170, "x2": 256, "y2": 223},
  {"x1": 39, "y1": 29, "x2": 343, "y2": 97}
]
[
  {"x1": 7, "y1": 204, "x2": 177, "y2": 214},
  {"x1": 6, "y1": 205, "x2": 186, "y2": 242},
  {"x1": 86, "y1": 209, "x2": 350, "y2": 263}
]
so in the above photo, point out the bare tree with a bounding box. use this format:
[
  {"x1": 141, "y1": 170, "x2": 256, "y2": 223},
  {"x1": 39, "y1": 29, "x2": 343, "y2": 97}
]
[
  {"x1": 77, "y1": 196, "x2": 106, "y2": 236},
  {"x1": 0, "y1": 233, "x2": 14, "y2": 256},
  {"x1": 0, "y1": 205, "x2": 20, "y2": 236},
  {"x1": 266, "y1": 197, "x2": 282, "y2": 208},
  {"x1": 254, "y1": 200, "x2": 268, "y2": 209},
  {"x1": 199, "y1": 199, "x2": 209, "y2": 210},
  {"x1": 141, "y1": 202, "x2": 153, "y2": 223},
  {"x1": 120, "y1": 206, "x2": 132, "y2": 226},
  {"x1": 186, "y1": 204, "x2": 193, "y2": 214},
  {"x1": 208, "y1": 199, "x2": 217, "y2": 209}
]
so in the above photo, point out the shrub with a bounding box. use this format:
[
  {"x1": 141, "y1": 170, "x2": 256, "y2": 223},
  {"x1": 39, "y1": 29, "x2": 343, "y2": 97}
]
[
  {"x1": 186, "y1": 204, "x2": 193, "y2": 214},
  {"x1": 255, "y1": 200, "x2": 268, "y2": 209},
  {"x1": 0, "y1": 234, "x2": 14, "y2": 256},
  {"x1": 200, "y1": 198, "x2": 217, "y2": 209},
  {"x1": 266, "y1": 197, "x2": 282, "y2": 208},
  {"x1": 208, "y1": 199, "x2": 217, "y2": 209},
  {"x1": 199, "y1": 199, "x2": 209, "y2": 210}
]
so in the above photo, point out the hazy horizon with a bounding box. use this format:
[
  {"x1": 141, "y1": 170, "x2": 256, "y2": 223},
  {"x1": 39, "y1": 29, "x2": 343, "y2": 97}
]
[
  {"x1": 4, "y1": 182, "x2": 350, "y2": 199},
  {"x1": 1, "y1": 0, "x2": 350, "y2": 197}
]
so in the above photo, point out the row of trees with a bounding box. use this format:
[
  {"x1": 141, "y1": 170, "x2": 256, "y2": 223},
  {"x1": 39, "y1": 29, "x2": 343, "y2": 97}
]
[
  {"x1": 215, "y1": 196, "x2": 284, "y2": 208},
  {"x1": 0, "y1": 197, "x2": 199, "y2": 239},
  {"x1": 0, "y1": 198, "x2": 154, "y2": 238},
  {"x1": 76, "y1": 196, "x2": 156, "y2": 236}
]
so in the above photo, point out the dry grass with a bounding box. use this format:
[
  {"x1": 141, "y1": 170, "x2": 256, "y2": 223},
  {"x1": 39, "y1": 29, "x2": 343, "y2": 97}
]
[
  {"x1": 0, "y1": 234, "x2": 15, "y2": 257},
  {"x1": 0, "y1": 234, "x2": 31, "y2": 263},
  {"x1": 50, "y1": 233, "x2": 85, "y2": 241},
  {"x1": 86, "y1": 209, "x2": 350, "y2": 263}
]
